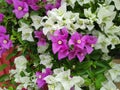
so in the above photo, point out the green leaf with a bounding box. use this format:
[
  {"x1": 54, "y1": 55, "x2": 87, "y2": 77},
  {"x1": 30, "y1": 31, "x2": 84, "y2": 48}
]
[
  {"x1": 94, "y1": 74, "x2": 106, "y2": 89},
  {"x1": 0, "y1": 74, "x2": 9, "y2": 82},
  {"x1": 20, "y1": 71, "x2": 26, "y2": 77},
  {"x1": 8, "y1": 86, "x2": 15, "y2": 90},
  {"x1": 87, "y1": 70, "x2": 94, "y2": 78},
  {"x1": 0, "y1": 64, "x2": 7, "y2": 71},
  {"x1": 77, "y1": 61, "x2": 93, "y2": 70}
]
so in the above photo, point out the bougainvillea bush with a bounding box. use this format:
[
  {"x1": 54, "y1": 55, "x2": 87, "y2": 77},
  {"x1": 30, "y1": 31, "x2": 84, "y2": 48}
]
[{"x1": 0, "y1": 0, "x2": 120, "y2": 90}]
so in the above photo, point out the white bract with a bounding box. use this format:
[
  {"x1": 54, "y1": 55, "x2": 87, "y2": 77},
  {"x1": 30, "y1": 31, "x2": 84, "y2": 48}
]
[
  {"x1": 14, "y1": 56, "x2": 28, "y2": 70},
  {"x1": 44, "y1": 68, "x2": 84, "y2": 90},
  {"x1": 18, "y1": 22, "x2": 34, "y2": 42},
  {"x1": 39, "y1": 53, "x2": 53, "y2": 68},
  {"x1": 41, "y1": 3, "x2": 80, "y2": 35},
  {"x1": 100, "y1": 80, "x2": 118, "y2": 90},
  {"x1": 61, "y1": 0, "x2": 77, "y2": 8},
  {"x1": 96, "y1": 4, "x2": 116, "y2": 29},
  {"x1": 31, "y1": 15, "x2": 43, "y2": 30},
  {"x1": 106, "y1": 63, "x2": 120, "y2": 82},
  {"x1": 112, "y1": 0, "x2": 120, "y2": 10},
  {"x1": 84, "y1": 8, "x2": 97, "y2": 21},
  {"x1": 37, "y1": 43, "x2": 49, "y2": 53}
]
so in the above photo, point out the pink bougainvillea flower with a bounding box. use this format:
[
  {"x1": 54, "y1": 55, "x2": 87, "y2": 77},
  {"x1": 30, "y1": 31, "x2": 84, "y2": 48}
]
[
  {"x1": 68, "y1": 46, "x2": 87, "y2": 62},
  {"x1": 0, "y1": 35, "x2": 13, "y2": 49},
  {"x1": 50, "y1": 28, "x2": 69, "y2": 54},
  {"x1": 84, "y1": 35, "x2": 97, "y2": 54},
  {"x1": 34, "y1": 30, "x2": 47, "y2": 46},
  {"x1": 22, "y1": 0, "x2": 40, "y2": 11},
  {"x1": 54, "y1": 27, "x2": 68, "y2": 39},
  {"x1": 51, "y1": 35, "x2": 68, "y2": 54},
  {"x1": 45, "y1": 0, "x2": 61, "y2": 11},
  {"x1": 13, "y1": 0, "x2": 29, "y2": 19},
  {"x1": 0, "y1": 26, "x2": 6, "y2": 34},
  {"x1": 0, "y1": 13, "x2": 4, "y2": 23},
  {"x1": 69, "y1": 32, "x2": 86, "y2": 49},
  {"x1": 0, "y1": 26, "x2": 13, "y2": 57},
  {"x1": 45, "y1": 3, "x2": 55, "y2": 11},
  {"x1": 36, "y1": 68, "x2": 52, "y2": 88},
  {"x1": 55, "y1": 0, "x2": 61, "y2": 8},
  {"x1": 58, "y1": 45, "x2": 69, "y2": 60},
  {"x1": 5, "y1": 0, "x2": 13, "y2": 4},
  {"x1": 51, "y1": 28, "x2": 69, "y2": 60}
]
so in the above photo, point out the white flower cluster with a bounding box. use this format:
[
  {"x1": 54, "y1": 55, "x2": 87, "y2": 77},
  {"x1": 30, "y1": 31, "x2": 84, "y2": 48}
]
[
  {"x1": 85, "y1": 4, "x2": 120, "y2": 55},
  {"x1": 40, "y1": 3, "x2": 94, "y2": 35},
  {"x1": 100, "y1": 62, "x2": 120, "y2": 90},
  {"x1": 100, "y1": 80, "x2": 119, "y2": 90},
  {"x1": 10, "y1": 56, "x2": 37, "y2": 90},
  {"x1": 105, "y1": 62, "x2": 120, "y2": 82},
  {"x1": 44, "y1": 67, "x2": 84, "y2": 90}
]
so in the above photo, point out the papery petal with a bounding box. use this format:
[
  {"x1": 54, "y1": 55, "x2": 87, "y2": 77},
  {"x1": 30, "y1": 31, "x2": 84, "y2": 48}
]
[
  {"x1": 52, "y1": 43, "x2": 61, "y2": 54},
  {"x1": 77, "y1": 51, "x2": 86, "y2": 62},
  {"x1": 85, "y1": 45, "x2": 93, "y2": 54},
  {"x1": 0, "y1": 26, "x2": 6, "y2": 34},
  {"x1": 58, "y1": 47, "x2": 69, "y2": 60},
  {"x1": 68, "y1": 39, "x2": 74, "y2": 46},
  {"x1": 36, "y1": 72, "x2": 41, "y2": 78},
  {"x1": 68, "y1": 50, "x2": 76, "y2": 60}
]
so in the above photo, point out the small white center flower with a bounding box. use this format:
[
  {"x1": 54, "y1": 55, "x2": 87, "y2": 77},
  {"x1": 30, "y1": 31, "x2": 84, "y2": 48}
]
[
  {"x1": 3, "y1": 40, "x2": 7, "y2": 44},
  {"x1": 18, "y1": 6, "x2": 23, "y2": 11},
  {"x1": 39, "y1": 75, "x2": 41, "y2": 79},
  {"x1": 91, "y1": 44, "x2": 94, "y2": 47},
  {"x1": 77, "y1": 40, "x2": 81, "y2": 44},
  {"x1": 58, "y1": 40, "x2": 62, "y2": 45}
]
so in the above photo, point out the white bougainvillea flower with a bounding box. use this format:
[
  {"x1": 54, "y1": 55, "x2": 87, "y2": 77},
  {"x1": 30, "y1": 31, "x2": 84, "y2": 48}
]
[
  {"x1": 18, "y1": 22, "x2": 34, "y2": 41},
  {"x1": 97, "y1": 4, "x2": 116, "y2": 25},
  {"x1": 14, "y1": 56, "x2": 28, "y2": 70},
  {"x1": 94, "y1": 32, "x2": 110, "y2": 53},
  {"x1": 61, "y1": 0, "x2": 76, "y2": 8},
  {"x1": 44, "y1": 68, "x2": 84, "y2": 90},
  {"x1": 47, "y1": 3, "x2": 66, "y2": 21},
  {"x1": 112, "y1": 0, "x2": 120, "y2": 10},
  {"x1": 84, "y1": 8, "x2": 97, "y2": 21},
  {"x1": 42, "y1": 3, "x2": 80, "y2": 35},
  {"x1": 100, "y1": 80, "x2": 118, "y2": 90},
  {"x1": 31, "y1": 15, "x2": 42, "y2": 30},
  {"x1": 37, "y1": 43, "x2": 49, "y2": 53},
  {"x1": 85, "y1": 19, "x2": 94, "y2": 31},
  {"x1": 106, "y1": 63, "x2": 120, "y2": 82},
  {"x1": 39, "y1": 52, "x2": 53, "y2": 68}
]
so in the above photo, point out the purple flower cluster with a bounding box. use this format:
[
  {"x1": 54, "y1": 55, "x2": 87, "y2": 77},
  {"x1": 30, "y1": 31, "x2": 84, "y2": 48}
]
[
  {"x1": 36, "y1": 68, "x2": 52, "y2": 88},
  {"x1": 6, "y1": 0, "x2": 62, "y2": 18},
  {"x1": 50, "y1": 27, "x2": 97, "y2": 62},
  {"x1": 0, "y1": 26, "x2": 13, "y2": 57},
  {"x1": 50, "y1": 27, "x2": 69, "y2": 60},
  {"x1": 34, "y1": 30, "x2": 47, "y2": 46},
  {"x1": 6, "y1": 0, "x2": 40, "y2": 19}
]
